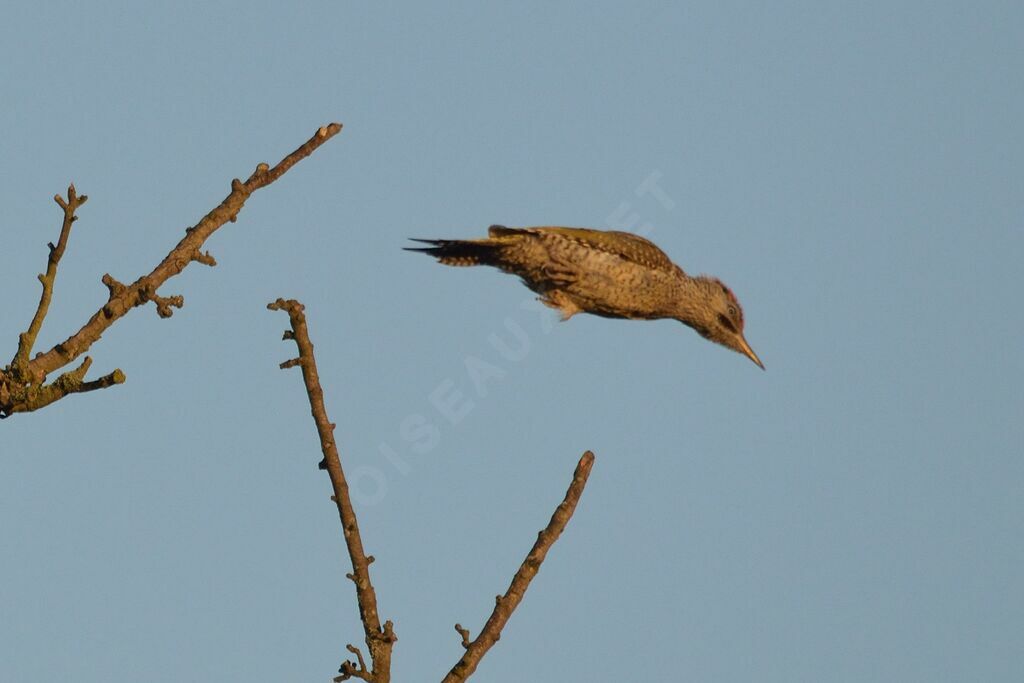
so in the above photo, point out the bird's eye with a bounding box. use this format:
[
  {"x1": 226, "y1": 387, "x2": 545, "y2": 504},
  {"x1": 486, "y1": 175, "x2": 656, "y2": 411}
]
[{"x1": 727, "y1": 305, "x2": 737, "y2": 318}]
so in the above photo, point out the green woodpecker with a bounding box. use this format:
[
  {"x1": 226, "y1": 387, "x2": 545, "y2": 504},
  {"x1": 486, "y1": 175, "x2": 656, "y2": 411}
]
[{"x1": 407, "y1": 226, "x2": 763, "y2": 369}]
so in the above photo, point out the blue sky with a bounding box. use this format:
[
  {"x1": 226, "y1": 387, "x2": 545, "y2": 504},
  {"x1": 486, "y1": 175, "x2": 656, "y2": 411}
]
[{"x1": 2, "y1": 2, "x2": 1021, "y2": 681}]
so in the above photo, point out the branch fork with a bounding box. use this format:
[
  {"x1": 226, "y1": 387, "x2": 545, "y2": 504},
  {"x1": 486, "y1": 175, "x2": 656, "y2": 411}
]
[
  {"x1": 270, "y1": 298, "x2": 395, "y2": 683},
  {"x1": 270, "y1": 298, "x2": 596, "y2": 682},
  {"x1": 1, "y1": 123, "x2": 342, "y2": 417}
]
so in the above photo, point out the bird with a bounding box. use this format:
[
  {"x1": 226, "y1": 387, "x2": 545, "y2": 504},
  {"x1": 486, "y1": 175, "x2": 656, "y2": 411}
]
[{"x1": 406, "y1": 226, "x2": 764, "y2": 369}]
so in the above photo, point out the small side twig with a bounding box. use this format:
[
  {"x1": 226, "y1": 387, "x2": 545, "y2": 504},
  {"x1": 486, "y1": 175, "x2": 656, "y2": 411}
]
[
  {"x1": 0, "y1": 123, "x2": 342, "y2": 418},
  {"x1": 269, "y1": 299, "x2": 395, "y2": 683},
  {"x1": 442, "y1": 450, "x2": 596, "y2": 683},
  {"x1": 454, "y1": 624, "x2": 472, "y2": 649},
  {"x1": 337, "y1": 644, "x2": 372, "y2": 682}
]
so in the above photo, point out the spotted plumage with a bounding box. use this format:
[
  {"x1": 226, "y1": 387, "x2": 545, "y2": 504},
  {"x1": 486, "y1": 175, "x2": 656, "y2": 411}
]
[{"x1": 406, "y1": 225, "x2": 763, "y2": 368}]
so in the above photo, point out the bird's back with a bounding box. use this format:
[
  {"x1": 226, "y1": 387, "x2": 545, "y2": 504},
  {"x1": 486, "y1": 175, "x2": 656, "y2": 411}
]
[{"x1": 487, "y1": 226, "x2": 679, "y2": 274}]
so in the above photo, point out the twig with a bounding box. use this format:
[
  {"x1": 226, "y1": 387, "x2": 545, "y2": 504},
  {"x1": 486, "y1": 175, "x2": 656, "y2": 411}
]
[
  {"x1": 0, "y1": 123, "x2": 342, "y2": 417},
  {"x1": 269, "y1": 299, "x2": 395, "y2": 683},
  {"x1": 454, "y1": 624, "x2": 471, "y2": 649},
  {"x1": 442, "y1": 451, "x2": 596, "y2": 683},
  {"x1": 3, "y1": 357, "x2": 126, "y2": 414},
  {"x1": 10, "y1": 184, "x2": 87, "y2": 382},
  {"x1": 338, "y1": 644, "x2": 372, "y2": 682}
]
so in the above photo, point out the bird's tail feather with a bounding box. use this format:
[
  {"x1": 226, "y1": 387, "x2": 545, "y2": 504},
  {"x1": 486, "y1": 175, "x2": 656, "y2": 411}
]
[{"x1": 404, "y1": 238, "x2": 502, "y2": 267}]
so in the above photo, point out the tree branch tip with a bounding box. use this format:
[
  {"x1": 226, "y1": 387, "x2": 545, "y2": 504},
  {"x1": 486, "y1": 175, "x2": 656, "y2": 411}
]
[
  {"x1": 282, "y1": 330, "x2": 295, "y2": 340},
  {"x1": 366, "y1": 555, "x2": 375, "y2": 564},
  {"x1": 267, "y1": 298, "x2": 304, "y2": 315},
  {"x1": 345, "y1": 572, "x2": 356, "y2": 582},
  {"x1": 455, "y1": 623, "x2": 472, "y2": 648},
  {"x1": 279, "y1": 358, "x2": 301, "y2": 370},
  {"x1": 319, "y1": 122, "x2": 343, "y2": 137},
  {"x1": 231, "y1": 178, "x2": 243, "y2": 191},
  {"x1": 255, "y1": 162, "x2": 270, "y2": 174},
  {"x1": 54, "y1": 185, "x2": 87, "y2": 209}
]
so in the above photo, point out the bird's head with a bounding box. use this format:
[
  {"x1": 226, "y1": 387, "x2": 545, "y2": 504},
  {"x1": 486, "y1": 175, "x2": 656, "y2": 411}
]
[{"x1": 685, "y1": 277, "x2": 764, "y2": 369}]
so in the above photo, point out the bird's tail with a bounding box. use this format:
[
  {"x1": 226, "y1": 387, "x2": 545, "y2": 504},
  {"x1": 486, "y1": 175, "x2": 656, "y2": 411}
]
[{"x1": 405, "y1": 226, "x2": 522, "y2": 267}]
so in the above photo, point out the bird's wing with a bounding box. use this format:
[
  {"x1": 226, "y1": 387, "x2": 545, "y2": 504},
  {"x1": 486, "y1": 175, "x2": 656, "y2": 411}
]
[{"x1": 510, "y1": 227, "x2": 679, "y2": 273}]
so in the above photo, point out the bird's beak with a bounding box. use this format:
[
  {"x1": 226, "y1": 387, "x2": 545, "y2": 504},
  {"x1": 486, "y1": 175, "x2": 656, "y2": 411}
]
[{"x1": 737, "y1": 336, "x2": 765, "y2": 370}]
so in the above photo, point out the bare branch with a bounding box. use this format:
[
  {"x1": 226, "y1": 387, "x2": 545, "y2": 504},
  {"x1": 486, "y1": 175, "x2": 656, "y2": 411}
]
[
  {"x1": 442, "y1": 451, "x2": 596, "y2": 683},
  {"x1": 269, "y1": 298, "x2": 395, "y2": 683},
  {"x1": 1, "y1": 123, "x2": 342, "y2": 417},
  {"x1": 0, "y1": 356, "x2": 126, "y2": 417},
  {"x1": 9, "y1": 184, "x2": 87, "y2": 385}
]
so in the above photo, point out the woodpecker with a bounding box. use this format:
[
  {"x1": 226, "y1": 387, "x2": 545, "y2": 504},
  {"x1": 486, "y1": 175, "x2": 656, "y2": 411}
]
[{"x1": 407, "y1": 226, "x2": 763, "y2": 369}]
